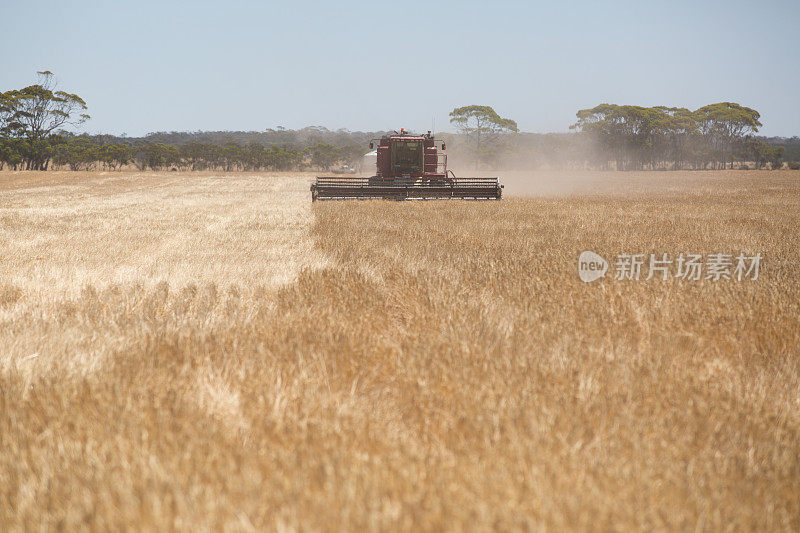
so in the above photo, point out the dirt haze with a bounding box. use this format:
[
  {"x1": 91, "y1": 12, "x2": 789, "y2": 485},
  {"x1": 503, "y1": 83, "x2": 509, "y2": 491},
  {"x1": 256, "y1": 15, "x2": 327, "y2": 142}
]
[{"x1": 478, "y1": 169, "x2": 783, "y2": 197}]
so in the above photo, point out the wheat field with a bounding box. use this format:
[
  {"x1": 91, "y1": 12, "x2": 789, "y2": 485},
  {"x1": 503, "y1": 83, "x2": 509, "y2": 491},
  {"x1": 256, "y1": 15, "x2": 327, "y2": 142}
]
[{"x1": 1, "y1": 170, "x2": 799, "y2": 530}]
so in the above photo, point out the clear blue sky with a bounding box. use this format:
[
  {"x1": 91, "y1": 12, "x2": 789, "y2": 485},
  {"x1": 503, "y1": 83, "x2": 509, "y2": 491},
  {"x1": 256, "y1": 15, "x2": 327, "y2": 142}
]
[{"x1": 2, "y1": 0, "x2": 798, "y2": 137}]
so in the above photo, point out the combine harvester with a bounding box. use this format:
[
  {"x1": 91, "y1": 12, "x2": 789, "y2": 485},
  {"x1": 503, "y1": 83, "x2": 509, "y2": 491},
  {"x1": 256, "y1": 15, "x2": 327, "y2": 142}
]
[{"x1": 311, "y1": 129, "x2": 503, "y2": 201}]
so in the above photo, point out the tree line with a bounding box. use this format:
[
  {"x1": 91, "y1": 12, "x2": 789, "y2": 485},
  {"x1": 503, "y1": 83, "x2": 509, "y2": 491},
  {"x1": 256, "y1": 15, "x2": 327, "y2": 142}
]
[
  {"x1": 2, "y1": 72, "x2": 797, "y2": 172},
  {"x1": 441, "y1": 103, "x2": 794, "y2": 170},
  {"x1": 569, "y1": 103, "x2": 788, "y2": 170},
  {"x1": 3, "y1": 135, "x2": 368, "y2": 172},
  {"x1": 0, "y1": 72, "x2": 376, "y2": 172},
  {"x1": 0, "y1": 133, "x2": 370, "y2": 172}
]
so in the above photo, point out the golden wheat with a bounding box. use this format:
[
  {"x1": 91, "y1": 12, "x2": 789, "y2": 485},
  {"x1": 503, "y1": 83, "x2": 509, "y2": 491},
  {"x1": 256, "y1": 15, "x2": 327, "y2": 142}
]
[{"x1": 1, "y1": 170, "x2": 798, "y2": 530}]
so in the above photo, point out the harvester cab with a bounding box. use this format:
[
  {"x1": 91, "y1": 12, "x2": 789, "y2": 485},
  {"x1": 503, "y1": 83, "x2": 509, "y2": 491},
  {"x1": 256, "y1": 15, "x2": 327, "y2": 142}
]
[
  {"x1": 311, "y1": 129, "x2": 502, "y2": 201},
  {"x1": 385, "y1": 135, "x2": 423, "y2": 176}
]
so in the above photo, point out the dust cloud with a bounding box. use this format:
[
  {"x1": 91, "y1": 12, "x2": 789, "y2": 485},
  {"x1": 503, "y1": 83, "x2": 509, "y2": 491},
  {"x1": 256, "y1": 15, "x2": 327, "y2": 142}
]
[{"x1": 442, "y1": 153, "x2": 758, "y2": 197}]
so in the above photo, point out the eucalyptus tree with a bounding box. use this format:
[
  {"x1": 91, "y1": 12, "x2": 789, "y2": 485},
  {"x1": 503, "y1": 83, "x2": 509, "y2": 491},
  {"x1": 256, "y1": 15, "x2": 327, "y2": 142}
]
[
  {"x1": 653, "y1": 107, "x2": 697, "y2": 169},
  {"x1": 11, "y1": 72, "x2": 90, "y2": 140},
  {"x1": 572, "y1": 104, "x2": 660, "y2": 170},
  {"x1": 2, "y1": 71, "x2": 90, "y2": 169},
  {"x1": 0, "y1": 91, "x2": 19, "y2": 134},
  {"x1": 573, "y1": 102, "x2": 763, "y2": 170},
  {"x1": 449, "y1": 105, "x2": 518, "y2": 168},
  {"x1": 694, "y1": 102, "x2": 761, "y2": 169},
  {"x1": 306, "y1": 142, "x2": 341, "y2": 170}
]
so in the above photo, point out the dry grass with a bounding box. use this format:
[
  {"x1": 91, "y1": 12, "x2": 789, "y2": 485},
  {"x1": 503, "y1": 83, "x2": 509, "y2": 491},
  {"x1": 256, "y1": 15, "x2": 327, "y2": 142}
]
[
  {"x1": 0, "y1": 171, "x2": 326, "y2": 376},
  {"x1": 1, "y1": 170, "x2": 799, "y2": 530}
]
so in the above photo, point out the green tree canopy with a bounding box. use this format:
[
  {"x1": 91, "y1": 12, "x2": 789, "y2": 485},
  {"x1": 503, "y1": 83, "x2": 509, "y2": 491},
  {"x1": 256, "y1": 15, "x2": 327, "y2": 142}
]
[
  {"x1": 8, "y1": 71, "x2": 90, "y2": 142},
  {"x1": 449, "y1": 105, "x2": 518, "y2": 167},
  {"x1": 0, "y1": 71, "x2": 90, "y2": 170},
  {"x1": 694, "y1": 102, "x2": 761, "y2": 168},
  {"x1": 305, "y1": 142, "x2": 342, "y2": 170},
  {"x1": 694, "y1": 102, "x2": 761, "y2": 138},
  {"x1": 0, "y1": 91, "x2": 18, "y2": 135},
  {"x1": 572, "y1": 102, "x2": 764, "y2": 170}
]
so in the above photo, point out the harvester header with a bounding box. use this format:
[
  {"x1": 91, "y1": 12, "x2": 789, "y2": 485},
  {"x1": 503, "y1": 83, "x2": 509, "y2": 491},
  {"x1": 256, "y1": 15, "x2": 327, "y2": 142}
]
[{"x1": 311, "y1": 130, "x2": 502, "y2": 201}]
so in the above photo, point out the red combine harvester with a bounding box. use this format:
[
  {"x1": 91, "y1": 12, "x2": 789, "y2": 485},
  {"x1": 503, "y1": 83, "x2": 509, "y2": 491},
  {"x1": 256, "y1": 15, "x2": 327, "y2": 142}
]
[{"x1": 310, "y1": 129, "x2": 503, "y2": 201}]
